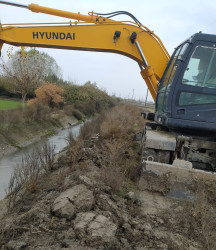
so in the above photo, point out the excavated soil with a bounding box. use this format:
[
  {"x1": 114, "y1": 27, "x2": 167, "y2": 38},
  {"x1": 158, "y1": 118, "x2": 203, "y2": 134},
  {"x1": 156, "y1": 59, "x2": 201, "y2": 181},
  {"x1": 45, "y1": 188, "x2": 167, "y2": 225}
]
[{"x1": 0, "y1": 111, "x2": 216, "y2": 249}]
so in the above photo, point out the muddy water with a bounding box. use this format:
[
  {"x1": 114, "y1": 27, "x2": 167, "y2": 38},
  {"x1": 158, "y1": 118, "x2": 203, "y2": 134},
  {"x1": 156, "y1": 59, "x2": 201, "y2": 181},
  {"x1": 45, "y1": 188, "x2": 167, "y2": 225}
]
[{"x1": 0, "y1": 123, "x2": 83, "y2": 200}]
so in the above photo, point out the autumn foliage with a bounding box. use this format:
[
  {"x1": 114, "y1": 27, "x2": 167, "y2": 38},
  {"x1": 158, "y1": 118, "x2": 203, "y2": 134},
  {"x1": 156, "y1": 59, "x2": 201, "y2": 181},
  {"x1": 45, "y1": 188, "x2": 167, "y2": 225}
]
[
  {"x1": 28, "y1": 82, "x2": 64, "y2": 108},
  {"x1": 0, "y1": 48, "x2": 62, "y2": 104}
]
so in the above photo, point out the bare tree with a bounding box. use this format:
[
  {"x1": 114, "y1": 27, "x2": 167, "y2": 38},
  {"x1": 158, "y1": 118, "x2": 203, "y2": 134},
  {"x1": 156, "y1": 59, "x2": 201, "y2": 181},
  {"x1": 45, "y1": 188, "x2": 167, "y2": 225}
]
[{"x1": 0, "y1": 47, "x2": 62, "y2": 105}]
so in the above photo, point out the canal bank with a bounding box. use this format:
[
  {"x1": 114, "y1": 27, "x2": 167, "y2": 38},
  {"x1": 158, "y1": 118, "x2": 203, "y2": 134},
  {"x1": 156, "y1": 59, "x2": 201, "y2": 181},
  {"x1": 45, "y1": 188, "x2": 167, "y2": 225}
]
[
  {"x1": 0, "y1": 112, "x2": 78, "y2": 158},
  {"x1": 0, "y1": 113, "x2": 81, "y2": 200}
]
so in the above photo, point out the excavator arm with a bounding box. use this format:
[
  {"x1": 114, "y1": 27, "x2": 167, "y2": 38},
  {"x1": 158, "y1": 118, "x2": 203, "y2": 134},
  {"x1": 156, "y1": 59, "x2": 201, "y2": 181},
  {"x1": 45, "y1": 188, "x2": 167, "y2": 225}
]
[{"x1": 0, "y1": 1, "x2": 170, "y2": 100}]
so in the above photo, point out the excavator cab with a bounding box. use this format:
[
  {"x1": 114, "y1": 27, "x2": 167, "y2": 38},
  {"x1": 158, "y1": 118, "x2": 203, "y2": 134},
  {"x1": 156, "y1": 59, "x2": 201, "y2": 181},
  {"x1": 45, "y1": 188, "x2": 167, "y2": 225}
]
[{"x1": 155, "y1": 33, "x2": 216, "y2": 135}]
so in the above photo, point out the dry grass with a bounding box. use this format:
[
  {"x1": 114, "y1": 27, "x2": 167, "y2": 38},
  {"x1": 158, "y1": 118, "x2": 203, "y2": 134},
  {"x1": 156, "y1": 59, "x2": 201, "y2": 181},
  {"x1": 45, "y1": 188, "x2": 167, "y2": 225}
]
[
  {"x1": 100, "y1": 104, "x2": 143, "y2": 193},
  {"x1": 101, "y1": 166, "x2": 124, "y2": 192},
  {"x1": 166, "y1": 182, "x2": 216, "y2": 250},
  {"x1": 79, "y1": 115, "x2": 104, "y2": 140},
  {"x1": 63, "y1": 103, "x2": 143, "y2": 193},
  {"x1": 6, "y1": 142, "x2": 56, "y2": 210},
  {"x1": 191, "y1": 186, "x2": 216, "y2": 250},
  {"x1": 100, "y1": 104, "x2": 143, "y2": 183},
  {"x1": 100, "y1": 104, "x2": 143, "y2": 140},
  {"x1": 66, "y1": 130, "x2": 76, "y2": 147},
  {"x1": 66, "y1": 138, "x2": 83, "y2": 167},
  {"x1": 0, "y1": 103, "x2": 51, "y2": 130}
]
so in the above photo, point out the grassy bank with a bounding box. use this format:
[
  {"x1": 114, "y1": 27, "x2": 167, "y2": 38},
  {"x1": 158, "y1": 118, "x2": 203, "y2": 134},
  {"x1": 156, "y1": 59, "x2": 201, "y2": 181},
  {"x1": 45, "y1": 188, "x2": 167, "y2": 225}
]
[
  {"x1": 0, "y1": 108, "x2": 77, "y2": 158},
  {"x1": 0, "y1": 99, "x2": 22, "y2": 110},
  {"x1": 0, "y1": 80, "x2": 117, "y2": 158}
]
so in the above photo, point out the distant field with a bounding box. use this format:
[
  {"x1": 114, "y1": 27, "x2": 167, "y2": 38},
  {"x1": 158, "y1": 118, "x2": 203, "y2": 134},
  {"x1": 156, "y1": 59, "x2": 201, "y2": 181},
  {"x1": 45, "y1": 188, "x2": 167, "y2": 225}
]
[{"x1": 0, "y1": 99, "x2": 22, "y2": 110}]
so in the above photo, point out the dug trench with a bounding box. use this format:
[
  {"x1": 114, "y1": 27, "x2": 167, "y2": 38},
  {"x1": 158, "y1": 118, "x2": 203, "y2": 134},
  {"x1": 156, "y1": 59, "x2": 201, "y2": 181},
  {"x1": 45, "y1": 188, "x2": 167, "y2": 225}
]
[{"x1": 0, "y1": 104, "x2": 216, "y2": 249}]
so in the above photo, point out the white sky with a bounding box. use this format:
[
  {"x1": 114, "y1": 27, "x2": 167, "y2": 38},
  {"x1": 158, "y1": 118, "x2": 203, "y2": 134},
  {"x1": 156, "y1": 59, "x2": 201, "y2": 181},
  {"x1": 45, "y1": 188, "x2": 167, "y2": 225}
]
[{"x1": 0, "y1": 0, "x2": 216, "y2": 101}]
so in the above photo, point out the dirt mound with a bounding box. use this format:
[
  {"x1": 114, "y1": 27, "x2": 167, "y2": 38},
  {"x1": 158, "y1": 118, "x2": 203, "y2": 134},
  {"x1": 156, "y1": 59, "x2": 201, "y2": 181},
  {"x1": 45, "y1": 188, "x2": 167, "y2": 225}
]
[{"x1": 0, "y1": 105, "x2": 216, "y2": 249}]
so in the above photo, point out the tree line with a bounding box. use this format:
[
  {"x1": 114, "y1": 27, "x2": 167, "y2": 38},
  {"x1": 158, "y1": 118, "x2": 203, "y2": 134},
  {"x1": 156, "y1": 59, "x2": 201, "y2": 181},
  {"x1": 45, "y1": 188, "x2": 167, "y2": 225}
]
[{"x1": 0, "y1": 47, "x2": 116, "y2": 113}]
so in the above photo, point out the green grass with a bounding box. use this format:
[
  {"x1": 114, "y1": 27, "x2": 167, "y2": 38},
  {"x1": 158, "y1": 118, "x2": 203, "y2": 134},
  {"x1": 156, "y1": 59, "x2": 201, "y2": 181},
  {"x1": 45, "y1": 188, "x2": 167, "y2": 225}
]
[{"x1": 0, "y1": 99, "x2": 22, "y2": 110}]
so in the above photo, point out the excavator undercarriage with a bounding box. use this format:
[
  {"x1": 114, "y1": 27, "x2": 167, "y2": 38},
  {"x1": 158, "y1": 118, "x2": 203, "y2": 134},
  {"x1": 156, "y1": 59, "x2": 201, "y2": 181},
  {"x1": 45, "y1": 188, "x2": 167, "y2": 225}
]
[
  {"x1": 139, "y1": 120, "x2": 216, "y2": 198},
  {"x1": 141, "y1": 122, "x2": 216, "y2": 171}
]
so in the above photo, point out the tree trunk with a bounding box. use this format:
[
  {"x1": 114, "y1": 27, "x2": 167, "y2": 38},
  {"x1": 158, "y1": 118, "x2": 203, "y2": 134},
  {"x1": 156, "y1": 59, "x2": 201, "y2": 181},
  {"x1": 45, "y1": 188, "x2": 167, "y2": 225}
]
[
  {"x1": 21, "y1": 93, "x2": 27, "y2": 108},
  {"x1": 21, "y1": 93, "x2": 27, "y2": 120}
]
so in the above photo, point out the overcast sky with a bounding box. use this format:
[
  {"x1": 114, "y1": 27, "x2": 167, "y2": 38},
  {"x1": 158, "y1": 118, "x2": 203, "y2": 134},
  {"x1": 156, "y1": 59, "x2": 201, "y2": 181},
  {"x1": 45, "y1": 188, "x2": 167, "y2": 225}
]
[{"x1": 0, "y1": 0, "x2": 215, "y2": 101}]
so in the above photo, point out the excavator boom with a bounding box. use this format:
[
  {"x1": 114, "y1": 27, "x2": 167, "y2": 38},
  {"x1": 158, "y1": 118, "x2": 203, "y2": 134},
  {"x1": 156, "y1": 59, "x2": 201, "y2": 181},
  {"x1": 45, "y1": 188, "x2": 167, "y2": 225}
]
[{"x1": 0, "y1": 1, "x2": 170, "y2": 100}]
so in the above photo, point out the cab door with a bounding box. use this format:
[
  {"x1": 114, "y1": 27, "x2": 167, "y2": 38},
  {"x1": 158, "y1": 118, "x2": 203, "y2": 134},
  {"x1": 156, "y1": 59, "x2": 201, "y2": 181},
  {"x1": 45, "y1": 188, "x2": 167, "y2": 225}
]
[
  {"x1": 172, "y1": 42, "x2": 216, "y2": 123},
  {"x1": 156, "y1": 43, "x2": 188, "y2": 116}
]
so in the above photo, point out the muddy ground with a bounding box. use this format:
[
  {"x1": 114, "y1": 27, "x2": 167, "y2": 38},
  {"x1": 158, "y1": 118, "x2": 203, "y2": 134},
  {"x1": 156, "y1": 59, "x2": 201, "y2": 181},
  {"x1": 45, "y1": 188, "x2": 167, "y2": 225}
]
[{"x1": 0, "y1": 104, "x2": 216, "y2": 250}]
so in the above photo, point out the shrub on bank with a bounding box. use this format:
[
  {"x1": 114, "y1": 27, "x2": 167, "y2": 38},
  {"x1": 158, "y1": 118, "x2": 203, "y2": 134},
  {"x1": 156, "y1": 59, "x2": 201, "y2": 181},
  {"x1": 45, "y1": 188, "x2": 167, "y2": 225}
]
[
  {"x1": 72, "y1": 109, "x2": 83, "y2": 121},
  {"x1": 27, "y1": 82, "x2": 64, "y2": 108},
  {"x1": 24, "y1": 102, "x2": 50, "y2": 122},
  {"x1": 63, "y1": 83, "x2": 116, "y2": 115},
  {"x1": 0, "y1": 76, "x2": 22, "y2": 99}
]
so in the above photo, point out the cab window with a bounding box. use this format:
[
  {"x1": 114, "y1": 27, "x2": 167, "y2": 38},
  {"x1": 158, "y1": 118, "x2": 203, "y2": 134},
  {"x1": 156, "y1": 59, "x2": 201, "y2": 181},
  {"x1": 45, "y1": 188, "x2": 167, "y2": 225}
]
[
  {"x1": 182, "y1": 46, "x2": 216, "y2": 88},
  {"x1": 159, "y1": 43, "x2": 188, "y2": 90}
]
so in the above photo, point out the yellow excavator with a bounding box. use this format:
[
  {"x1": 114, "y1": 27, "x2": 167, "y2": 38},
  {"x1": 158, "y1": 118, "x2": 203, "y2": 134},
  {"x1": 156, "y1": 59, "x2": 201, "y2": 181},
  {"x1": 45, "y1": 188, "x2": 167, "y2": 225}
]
[{"x1": 1, "y1": 1, "x2": 216, "y2": 176}]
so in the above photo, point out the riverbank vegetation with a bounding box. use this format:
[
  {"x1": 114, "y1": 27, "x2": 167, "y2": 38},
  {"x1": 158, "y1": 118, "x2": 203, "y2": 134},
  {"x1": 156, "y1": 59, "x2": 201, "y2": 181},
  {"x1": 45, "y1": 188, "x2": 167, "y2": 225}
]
[
  {"x1": 5, "y1": 103, "x2": 143, "y2": 209},
  {"x1": 0, "y1": 80, "x2": 116, "y2": 130},
  {"x1": 0, "y1": 47, "x2": 62, "y2": 104},
  {"x1": 0, "y1": 47, "x2": 117, "y2": 155},
  {"x1": 0, "y1": 47, "x2": 116, "y2": 122}
]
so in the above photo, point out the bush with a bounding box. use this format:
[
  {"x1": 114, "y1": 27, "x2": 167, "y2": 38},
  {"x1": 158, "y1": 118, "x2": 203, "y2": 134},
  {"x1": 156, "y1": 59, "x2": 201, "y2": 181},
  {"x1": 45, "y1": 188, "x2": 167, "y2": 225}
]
[
  {"x1": 0, "y1": 108, "x2": 23, "y2": 128},
  {"x1": 74, "y1": 102, "x2": 95, "y2": 116},
  {"x1": 63, "y1": 104, "x2": 74, "y2": 116},
  {"x1": 72, "y1": 109, "x2": 83, "y2": 120},
  {"x1": 24, "y1": 102, "x2": 50, "y2": 122},
  {"x1": 27, "y1": 82, "x2": 64, "y2": 108},
  {"x1": 66, "y1": 130, "x2": 75, "y2": 147},
  {"x1": 63, "y1": 83, "x2": 116, "y2": 116},
  {"x1": 0, "y1": 102, "x2": 51, "y2": 130}
]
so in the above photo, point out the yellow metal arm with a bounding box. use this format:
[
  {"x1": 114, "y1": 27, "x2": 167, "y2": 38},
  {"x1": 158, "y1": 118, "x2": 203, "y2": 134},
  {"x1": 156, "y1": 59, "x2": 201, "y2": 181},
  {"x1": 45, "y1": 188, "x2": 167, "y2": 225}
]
[
  {"x1": 28, "y1": 4, "x2": 114, "y2": 23},
  {"x1": 0, "y1": 41, "x2": 3, "y2": 53},
  {"x1": 0, "y1": 2, "x2": 170, "y2": 100}
]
